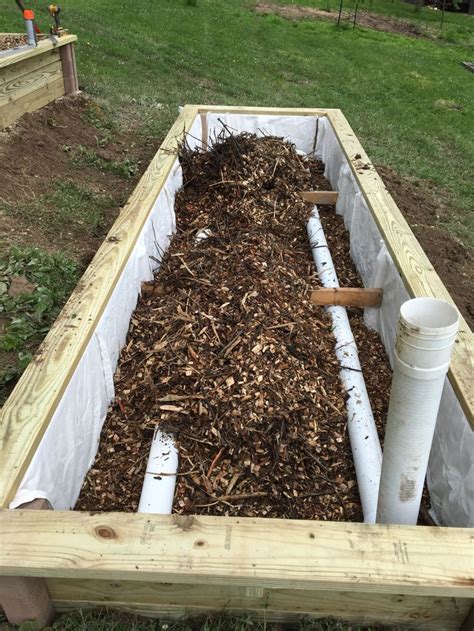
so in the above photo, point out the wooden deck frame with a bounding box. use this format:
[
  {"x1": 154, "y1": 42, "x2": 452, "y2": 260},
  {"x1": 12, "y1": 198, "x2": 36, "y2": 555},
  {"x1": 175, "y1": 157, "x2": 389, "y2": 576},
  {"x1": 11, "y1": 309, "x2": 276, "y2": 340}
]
[
  {"x1": 0, "y1": 34, "x2": 78, "y2": 129},
  {"x1": 0, "y1": 105, "x2": 472, "y2": 628}
]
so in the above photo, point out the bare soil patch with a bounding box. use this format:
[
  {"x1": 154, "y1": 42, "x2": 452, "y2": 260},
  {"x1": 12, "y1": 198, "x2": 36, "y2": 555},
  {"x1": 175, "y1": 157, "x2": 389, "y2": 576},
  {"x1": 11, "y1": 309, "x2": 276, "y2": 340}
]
[
  {"x1": 0, "y1": 93, "x2": 160, "y2": 266},
  {"x1": 377, "y1": 166, "x2": 474, "y2": 327},
  {"x1": 255, "y1": 3, "x2": 432, "y2": 39}
]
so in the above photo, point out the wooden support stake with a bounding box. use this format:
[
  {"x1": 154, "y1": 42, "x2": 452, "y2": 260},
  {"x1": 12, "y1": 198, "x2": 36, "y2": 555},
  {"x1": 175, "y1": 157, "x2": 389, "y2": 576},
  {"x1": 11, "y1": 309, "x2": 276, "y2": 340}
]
[
  {"x1": 142, "y1": 282, "x2": 165, "y2": 297},
  {"x1": 301, "y1": 191, "x2": 339, "y2": 205},
  {"x1": 200, "y1": 113, "x2": 209, "y2": 150},
  {"x1": 0, "y1": 498, "x2": 55, "y2": 626},
  {"x1": 310, "y1": 287, "x2": 383, "y2": 308}
]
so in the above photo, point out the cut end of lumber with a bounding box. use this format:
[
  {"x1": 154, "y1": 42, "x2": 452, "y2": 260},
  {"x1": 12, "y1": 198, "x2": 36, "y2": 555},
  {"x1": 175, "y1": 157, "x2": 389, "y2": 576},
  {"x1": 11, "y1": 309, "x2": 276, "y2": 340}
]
[{"x1": 301, "y1": 191, "x2": 339, "y2": 205}]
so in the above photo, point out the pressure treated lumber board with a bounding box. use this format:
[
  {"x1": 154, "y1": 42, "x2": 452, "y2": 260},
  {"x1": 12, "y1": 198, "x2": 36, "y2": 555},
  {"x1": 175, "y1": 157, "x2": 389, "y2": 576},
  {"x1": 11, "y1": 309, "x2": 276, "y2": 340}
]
[
  {"x1": 0, "y1": 60, "x2": 64, "y2": 129},
  {"x1": 0, "y1": 49, "x2": 59, "y2": 84},
  {"x1": 301, "y1": 191, "x2": 339, "y2": 205},
  {"x1": 0, "y1": 105, "x2": 199, "y2": 508},
  {"x1": 0, "y1": 35, "x2": 77, "y2": 69},
  {"x1": 325, "y1": 109, "x2": 474, "y2": 427},
  {"x1": 47, "y1": 579, "x2": 471, "y2": 630},
  {"x1": 0, "y1": 512, "x2": 472, "y2": 602},
  {"x1": 310, "y1": 288, "x2": 383, "y2": 308},
  {"x1": 198, "y1": 105, "x2": 328, "y2": 117}
]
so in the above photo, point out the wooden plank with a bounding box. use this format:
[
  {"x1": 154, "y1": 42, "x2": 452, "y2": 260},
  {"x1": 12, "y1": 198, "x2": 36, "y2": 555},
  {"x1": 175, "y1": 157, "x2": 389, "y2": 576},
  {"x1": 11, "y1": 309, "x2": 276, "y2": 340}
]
[
  {"x1": 0, "y1": 74, "x2": 64, "y2": 129},
  {"x1": 0, "y1": 511, "x2": 472, "y2": 599},
  {"x1": 0, "y1": 49, "x2": 59, "y2": 85},
  {"x1": 325, "y1": 109, "x2": 474, "y2": 428},
  {"x1": 196, "y1": 105, "x2": 328, "y2": 117},
  {"x1": 0, "y1": 105, "x2": 199, "y2": 508},
  {"x1": 310, "y1": 288, "x2": 383, "y2": 308},
  {"x1": 47, "y1": 578, "x2": 471, "y2": 630},
  {"x1": 0, "y1": 58, "x2": 62, "y2": 104},
  {"x1": 0, "y1": 35, "x2": 77, "y2": 69},
  {"x1": 301, "y1": 191, "x2": 339, "y2": 205}
]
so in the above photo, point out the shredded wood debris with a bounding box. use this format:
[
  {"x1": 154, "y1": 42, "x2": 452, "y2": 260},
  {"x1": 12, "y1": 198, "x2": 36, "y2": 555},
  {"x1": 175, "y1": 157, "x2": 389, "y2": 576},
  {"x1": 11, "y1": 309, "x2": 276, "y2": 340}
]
[{"x1": 76, "y1": 129, "x2": 393, "y2": 520}]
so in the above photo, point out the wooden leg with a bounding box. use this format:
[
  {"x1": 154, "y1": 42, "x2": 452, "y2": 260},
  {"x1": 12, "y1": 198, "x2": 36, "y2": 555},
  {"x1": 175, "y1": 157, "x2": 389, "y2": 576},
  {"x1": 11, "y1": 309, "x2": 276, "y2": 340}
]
[
  {"x1": 0, "y1": 498, "x2": 55, "y2": 625},
  {"x1": 59, "y1": 43, "x2": 79, "y2": 94},
  {"x1": 0, "y1": 576, "x2": 55, "y2": 626}
]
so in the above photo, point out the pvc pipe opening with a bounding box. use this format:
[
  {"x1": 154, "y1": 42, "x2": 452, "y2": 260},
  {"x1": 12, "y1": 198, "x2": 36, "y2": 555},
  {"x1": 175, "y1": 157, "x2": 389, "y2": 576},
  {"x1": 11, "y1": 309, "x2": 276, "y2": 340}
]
[{"x1": 400, "y1": 297, "x2": 459, "y2": 333}]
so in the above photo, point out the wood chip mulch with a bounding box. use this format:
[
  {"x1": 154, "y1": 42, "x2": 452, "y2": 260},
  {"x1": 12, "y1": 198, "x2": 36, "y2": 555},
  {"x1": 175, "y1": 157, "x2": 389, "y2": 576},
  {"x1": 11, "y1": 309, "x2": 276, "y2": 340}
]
[
  {"x1": 75, "y1": 130, "x2": 394, "y2": 521},
  {"x1": 0, "y1": 34, "x2": 28, "y2": 52}
]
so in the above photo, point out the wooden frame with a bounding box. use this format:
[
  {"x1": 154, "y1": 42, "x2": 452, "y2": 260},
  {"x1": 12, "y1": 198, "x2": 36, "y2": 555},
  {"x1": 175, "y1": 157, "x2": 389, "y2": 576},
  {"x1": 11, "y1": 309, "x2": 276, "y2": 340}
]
[
  {"x1": 0, "y1": 34, "x2": 78, "y2": 129},
  {"x1": 0, "y1": 105, "x2": 472, "y2": 628}
]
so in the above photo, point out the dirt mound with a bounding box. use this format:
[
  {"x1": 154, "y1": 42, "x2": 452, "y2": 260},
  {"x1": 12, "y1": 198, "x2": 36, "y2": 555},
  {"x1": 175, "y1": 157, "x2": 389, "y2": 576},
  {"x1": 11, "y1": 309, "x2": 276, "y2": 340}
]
[
  {"x1": 0, "y1": 94, "x2": 159, "y2": 265},
  {"x1": 378, "y1": 166, "x2": 473, "y2": 327},
  {"x1": 255, "y1": 3, "x2": 432, "y2": 39}
]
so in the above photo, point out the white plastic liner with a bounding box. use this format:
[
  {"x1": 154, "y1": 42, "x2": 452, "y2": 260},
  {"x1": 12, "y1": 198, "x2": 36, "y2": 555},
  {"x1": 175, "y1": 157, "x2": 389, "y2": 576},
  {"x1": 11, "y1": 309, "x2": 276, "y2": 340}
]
[{"x1": 11, "y1": 112, "x2": 473, "y2": 527}]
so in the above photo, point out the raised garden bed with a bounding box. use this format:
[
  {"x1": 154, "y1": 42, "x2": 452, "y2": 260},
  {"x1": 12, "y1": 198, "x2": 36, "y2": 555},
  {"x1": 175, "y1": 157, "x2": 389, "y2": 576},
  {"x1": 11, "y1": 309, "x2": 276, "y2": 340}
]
[
  {"x1": 0, "y1": 33, "x2": 78, "y2": 129},
  {"x1": 0, "y1": 106, "x2": 472, "y2": 630}
]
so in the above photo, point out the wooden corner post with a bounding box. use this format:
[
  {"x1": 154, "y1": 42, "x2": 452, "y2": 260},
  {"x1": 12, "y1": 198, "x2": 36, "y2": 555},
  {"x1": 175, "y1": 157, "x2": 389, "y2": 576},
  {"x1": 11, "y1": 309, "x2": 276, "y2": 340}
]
[
  {"x1": 59, "y1": 41, "x2": 79, "y2": 94},
  {"x1": 0, "y1": 499, "x2": 55, "y2": 626}
]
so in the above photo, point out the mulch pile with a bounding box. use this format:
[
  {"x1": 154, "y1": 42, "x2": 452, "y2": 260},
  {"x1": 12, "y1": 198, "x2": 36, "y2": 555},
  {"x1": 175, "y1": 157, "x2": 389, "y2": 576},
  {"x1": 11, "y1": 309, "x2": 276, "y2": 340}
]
[
  {"x1": 0, "y1": 34, "x2": 28, "y2": 52},
  {"x1": 76, "y1": 130, "x2": 393, "y2": 520}
]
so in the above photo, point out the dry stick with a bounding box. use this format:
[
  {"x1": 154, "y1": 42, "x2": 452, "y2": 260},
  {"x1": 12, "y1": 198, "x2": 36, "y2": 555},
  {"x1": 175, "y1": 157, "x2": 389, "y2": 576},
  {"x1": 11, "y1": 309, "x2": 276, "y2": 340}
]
[{"x1": 206, "y1": 447, "x2": 224, "y2": 478}]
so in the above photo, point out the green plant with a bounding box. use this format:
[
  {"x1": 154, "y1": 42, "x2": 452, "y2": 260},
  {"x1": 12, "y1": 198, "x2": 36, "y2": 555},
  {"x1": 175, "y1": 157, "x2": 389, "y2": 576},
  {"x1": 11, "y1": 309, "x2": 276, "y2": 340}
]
[
  {"x1": 71, "y1": 145, "x2": 140, "y2": 179},
  {"x1": 0, "y1": 247, "x2": 78, "y2": 403},
  {"x1": 1, "y1": 180, "x2": 114, "y2": 236}
]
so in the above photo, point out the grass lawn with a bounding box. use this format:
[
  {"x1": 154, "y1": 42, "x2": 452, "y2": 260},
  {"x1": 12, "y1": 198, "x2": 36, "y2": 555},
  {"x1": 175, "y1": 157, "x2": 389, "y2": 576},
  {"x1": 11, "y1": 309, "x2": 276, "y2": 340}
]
[
  {"x1": 1, "y1": 0, "x2": 472, "y2": 244},
  {"x1": 0, "y1": 1, "x2": 472, "y2": 629}
]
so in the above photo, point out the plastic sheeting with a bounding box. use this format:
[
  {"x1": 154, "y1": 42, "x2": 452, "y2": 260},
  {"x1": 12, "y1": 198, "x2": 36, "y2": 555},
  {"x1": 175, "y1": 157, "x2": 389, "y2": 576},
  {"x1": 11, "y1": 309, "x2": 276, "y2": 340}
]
[{"x1": 11, "y1": 112, "x2": 473, "y2": 527}]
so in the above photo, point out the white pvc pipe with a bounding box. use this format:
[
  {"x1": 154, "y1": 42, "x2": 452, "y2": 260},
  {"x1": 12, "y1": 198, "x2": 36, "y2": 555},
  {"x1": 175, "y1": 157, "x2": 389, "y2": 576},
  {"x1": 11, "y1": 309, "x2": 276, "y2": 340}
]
[
  {"x1": 307, "y1": 208, "x2": 383, "y2": 524},
  {"x1": 137, "y1": 428, "x2": 178, "y2": 514},
  {"x1": 376, "y1": 297, "x2": 459, "y2": 525}
]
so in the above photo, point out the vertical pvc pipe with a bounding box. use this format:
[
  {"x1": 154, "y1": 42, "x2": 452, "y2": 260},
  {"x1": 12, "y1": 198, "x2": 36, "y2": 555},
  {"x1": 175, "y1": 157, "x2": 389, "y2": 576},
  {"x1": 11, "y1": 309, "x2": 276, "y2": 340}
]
[
  {"x1": 308, "y1": 208, "x2": 382, "y2": 523},
  {"x1": 377, "y1": 297, "x2": 459, "y2": 525},
  {"x1": 23, "y1": 10, "x2": 37, "y2": 47},
  {"x1": 137, "y1": 428, "x2": 178, "y2": 514}
]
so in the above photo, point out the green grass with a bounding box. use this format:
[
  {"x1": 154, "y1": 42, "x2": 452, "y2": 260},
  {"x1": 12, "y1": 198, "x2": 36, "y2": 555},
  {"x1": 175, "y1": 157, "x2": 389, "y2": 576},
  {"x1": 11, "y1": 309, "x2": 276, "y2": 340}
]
[
  {"x1": 2, "y1": 180, "x2": 114, "y2": 236},
  {"x1": 4, "y1": 609, "x2": 384, "y2": 630},
  {"x1": 1, "y1": 0, "x2": 471, "y2": 245},
  {"x1": 0, "y1": 247, "x2": 77, "y2": 401}
]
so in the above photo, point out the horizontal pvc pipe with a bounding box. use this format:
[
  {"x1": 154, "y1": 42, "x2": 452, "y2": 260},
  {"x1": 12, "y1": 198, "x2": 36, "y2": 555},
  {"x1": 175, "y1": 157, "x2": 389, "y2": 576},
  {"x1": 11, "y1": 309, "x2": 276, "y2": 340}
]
[
  {"x1": 376, "y1": 298, "x2": 459, "y2": 525},
  {"x1": 137, "y1": 428, "x2": 178, "y2": 514},
  {"x1": 307, "y1": 208, "x2": 382, "y2": 524}
]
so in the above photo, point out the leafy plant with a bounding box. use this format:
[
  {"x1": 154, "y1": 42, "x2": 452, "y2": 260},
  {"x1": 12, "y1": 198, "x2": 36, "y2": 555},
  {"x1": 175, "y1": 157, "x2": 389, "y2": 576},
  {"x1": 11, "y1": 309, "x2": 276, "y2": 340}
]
[{"x1": 0, "y1": 247, "x2": 78, "y2": 403}]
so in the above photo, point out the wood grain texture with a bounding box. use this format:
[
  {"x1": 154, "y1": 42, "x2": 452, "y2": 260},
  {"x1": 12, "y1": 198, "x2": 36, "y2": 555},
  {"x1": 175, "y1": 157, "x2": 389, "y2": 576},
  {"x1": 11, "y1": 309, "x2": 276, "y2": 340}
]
[
  {"x1": 0, "y1": 49, "x2": 59, "y2": 85},
  {"x1": 326, "y1": 109, "x2": 473, "y2": 427},
  {"x1": 0, "y1": 105, "x2": 199, "y2": 508},
  {"x1": 301, "y1": 191, "x2": 339, "y2": 205},
  {"x1": 310, "y1": 288, "x2": 383, "y2": 307},
  {"x1": 0, "y1": 74, "x2": 64, "y2": 129},
  {"x1": 0, "y1": 45, "x2": 65, "y2": 129},
  {"x1": 0, "y1": 35, "x2": 77, "y2": 69},
  {"x1": 1, "y1": 511, "x2": 472, "y2": 599},
  {"x1": 47, "y1": 578, "x2": 471, "y2": 630}
]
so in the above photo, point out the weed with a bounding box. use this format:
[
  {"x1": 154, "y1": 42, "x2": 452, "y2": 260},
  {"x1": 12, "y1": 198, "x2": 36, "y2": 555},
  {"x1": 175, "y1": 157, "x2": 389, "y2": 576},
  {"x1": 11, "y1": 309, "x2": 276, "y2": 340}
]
[
  {"x1": 0, "y1": 247, "x2": 77, "y2": 402},
  {"x1": 71, "y1": 145, "x2": 140, "y2": 179}
]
